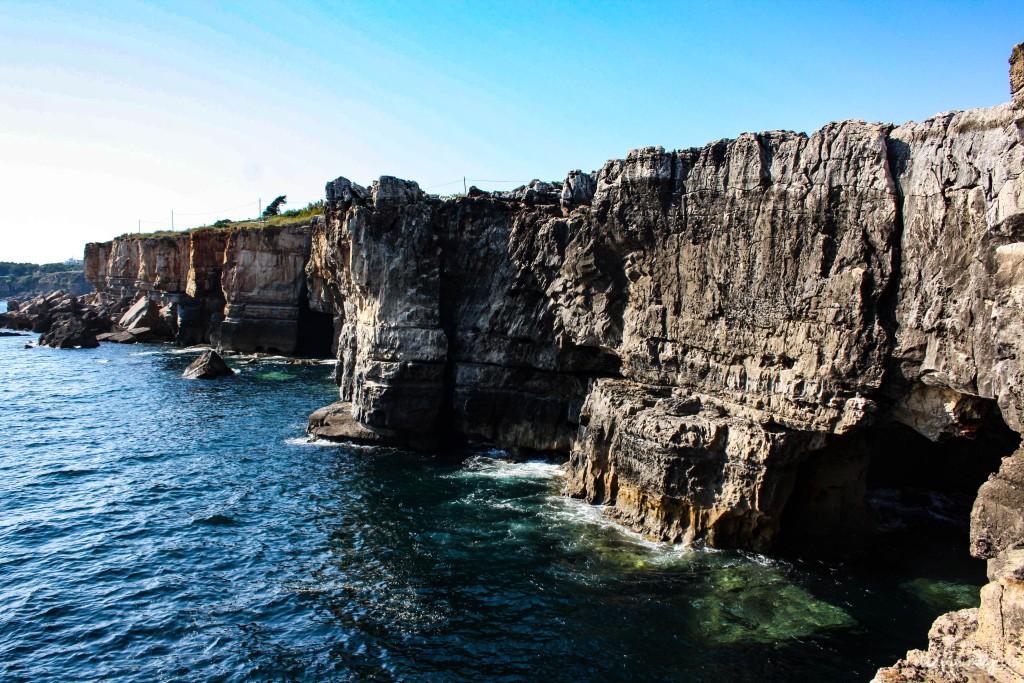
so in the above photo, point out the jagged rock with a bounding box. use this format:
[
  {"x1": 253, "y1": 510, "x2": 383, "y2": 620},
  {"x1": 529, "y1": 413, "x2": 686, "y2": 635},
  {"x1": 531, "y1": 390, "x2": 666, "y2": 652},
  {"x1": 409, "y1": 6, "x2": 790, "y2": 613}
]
[
  {"x1": 971, "y1": 449, "x2": 1024, "y2": 561},
  {"x1": 559, "y1": 170, "x2": 596, "y2": 209},
  {"x1": 1011, "y1": 42, "x2": 1024, "y2": 105},
  {"x1": 119, "y1": 295, "x2": 161, "y2": 329},
  {"x1": 304, "y1": 46, "x2": 1024, "y2": 565},
  {"x1": 182, "y1": 350, "x2": 234, "y2": 380},
  {"x1": 38, "y1": 315, "x2": 99, "y2": 349},
  {"x1": 72, "y1": 42, "x2": 1024, "y2": 682},
  {"x1": 306, "y1": 401, "x2": 436, "y2": 450},
  {"x1": 565, "y1": 379, "x2": 827, "y2": 549},
  {"x1": 2, "y1": 290, "x2": 111, "y2": 348},
  {"x1": 874, "y1": 462, "x2": 1024, "y2": 682},
  {"x1": 97, "y1": 327, "x2": 152, "y2": 344}
]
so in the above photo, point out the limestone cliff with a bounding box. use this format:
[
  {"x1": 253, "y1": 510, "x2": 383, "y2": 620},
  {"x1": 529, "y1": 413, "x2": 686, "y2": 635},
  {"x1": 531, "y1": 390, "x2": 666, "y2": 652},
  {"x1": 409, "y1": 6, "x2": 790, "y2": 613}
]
[
  {"x1": 76, "y1": 44, "x2": 1024, "y2": 681},
  {"x1": 84, "y1": 223, "x2": 328, "y2": 354},
  {"x1": 301, "y1": 46, "x2": 1024, "y2": 681},
  {"x1": 306, "y1": 102, "x2": 1024, "y2": 550}
]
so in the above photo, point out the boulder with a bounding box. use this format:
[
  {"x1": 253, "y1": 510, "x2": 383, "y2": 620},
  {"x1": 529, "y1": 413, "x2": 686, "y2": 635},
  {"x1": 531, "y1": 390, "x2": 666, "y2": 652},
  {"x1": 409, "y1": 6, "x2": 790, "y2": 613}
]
[
  {"x1": 118, "y1": 296, "x2": 161, "y2": 331},
  {"x1": 182, "y1": 350, "x2": 235, "y2": 380},
  {"x1": 38, "y1": 316, "x2": 99, "y2": 349}
]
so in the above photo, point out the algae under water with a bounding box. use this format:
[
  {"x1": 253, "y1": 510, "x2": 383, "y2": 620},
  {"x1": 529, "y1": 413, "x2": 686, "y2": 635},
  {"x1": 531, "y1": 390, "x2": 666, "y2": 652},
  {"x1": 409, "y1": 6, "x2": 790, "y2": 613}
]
[{"x1": 0, "y1": 308, "x2": 986, "y2": 681}]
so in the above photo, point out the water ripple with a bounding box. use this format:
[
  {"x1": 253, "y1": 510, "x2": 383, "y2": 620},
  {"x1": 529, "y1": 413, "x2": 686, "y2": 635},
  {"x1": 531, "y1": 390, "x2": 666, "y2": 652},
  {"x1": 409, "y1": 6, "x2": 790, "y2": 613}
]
[{"x1": 0, "y1": 316, "x2": 986, "y2": 682}]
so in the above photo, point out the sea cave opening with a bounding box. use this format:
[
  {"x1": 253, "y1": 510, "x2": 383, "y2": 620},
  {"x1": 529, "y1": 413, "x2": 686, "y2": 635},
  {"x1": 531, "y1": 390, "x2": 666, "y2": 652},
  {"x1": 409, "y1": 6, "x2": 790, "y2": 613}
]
[
  {"x1": 778, "y1": 395, "x2": 1019, "y2": 572},
  {"x1": 295, "y1": 288, "x2": 336, "y2": 358}
]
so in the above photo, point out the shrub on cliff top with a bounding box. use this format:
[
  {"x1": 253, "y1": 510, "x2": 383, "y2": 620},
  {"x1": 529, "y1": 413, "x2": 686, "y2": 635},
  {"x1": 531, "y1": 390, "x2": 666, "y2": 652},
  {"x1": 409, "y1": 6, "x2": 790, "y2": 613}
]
[{"x1": 263, "y1": 195, "x2": 287, "y2": 217}]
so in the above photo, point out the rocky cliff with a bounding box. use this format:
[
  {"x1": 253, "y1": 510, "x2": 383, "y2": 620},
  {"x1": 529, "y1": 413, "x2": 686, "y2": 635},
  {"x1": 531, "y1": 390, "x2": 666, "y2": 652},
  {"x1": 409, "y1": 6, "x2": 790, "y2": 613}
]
[
  {"x1": 307, "y1": 104, "x2": 1023, "y2": 547},
  {"x1": 74, "y1": 44, "x2": 1024, "y2": 681},
  {"x1": 302, "y1": 46, "x2": 1024, "y2": 681},
  {"x1": 84, "y1": 223, "x2": 331, "y2": 354}
]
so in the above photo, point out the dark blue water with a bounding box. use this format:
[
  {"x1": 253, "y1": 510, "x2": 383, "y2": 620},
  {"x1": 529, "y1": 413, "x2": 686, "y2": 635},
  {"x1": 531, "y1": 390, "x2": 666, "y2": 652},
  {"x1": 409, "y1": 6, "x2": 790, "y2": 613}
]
[{"x1": 0, "y1": 301, "x2": 986, "y2": 682}]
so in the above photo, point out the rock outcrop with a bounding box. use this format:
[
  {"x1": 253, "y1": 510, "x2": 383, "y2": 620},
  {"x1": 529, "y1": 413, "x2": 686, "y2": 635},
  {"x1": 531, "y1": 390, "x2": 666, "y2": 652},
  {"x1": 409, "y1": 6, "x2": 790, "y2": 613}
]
[
  {"x1": 182, "y1": 349, "x2": 235, "y2": 379},
  {"x1": 85, "y1": 224, "x2": 330, "y2": 354},
  {"x1": 305, "y1": 48, "x2": 1024, "y2": 551},
  {"x1": 299, "y1": 45, "x2": 1024, "y2": 679},
  {"x1": 66, "y1": 43, "x2": 1024, "y2": 681},
  {"x1": 0, "y1": 290, "x2": 110, "y2": 348}
]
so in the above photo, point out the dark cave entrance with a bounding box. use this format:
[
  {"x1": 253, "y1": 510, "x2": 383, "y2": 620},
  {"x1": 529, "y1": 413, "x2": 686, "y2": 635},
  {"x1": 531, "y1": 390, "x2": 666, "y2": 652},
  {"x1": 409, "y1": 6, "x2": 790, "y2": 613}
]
[
  {"x1": 778, "y1": 396, "x2": 1019, "y2": 564},
  {"x1": 295, "y1": 289, "x2": 336, "y2": 358}
]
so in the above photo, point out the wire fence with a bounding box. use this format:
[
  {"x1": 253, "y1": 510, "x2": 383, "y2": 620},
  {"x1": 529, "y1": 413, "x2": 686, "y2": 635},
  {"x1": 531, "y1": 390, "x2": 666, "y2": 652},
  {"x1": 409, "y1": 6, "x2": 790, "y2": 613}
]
[
  {"x1": 133, "y1": 178, "x2": 540, "y2": 234},
  {"x1": 134, "y1": 201, "x2": 264, "y2": 233},
  {"x1": 422, "y1": 178, "x2": 533, "y2": 191}
]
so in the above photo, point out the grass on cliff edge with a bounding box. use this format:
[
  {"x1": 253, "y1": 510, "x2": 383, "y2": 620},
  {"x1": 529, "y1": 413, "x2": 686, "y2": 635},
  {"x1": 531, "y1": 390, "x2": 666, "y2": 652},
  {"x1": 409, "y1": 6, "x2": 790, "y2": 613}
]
[{"x1": 116, "y1": 202, "x2": 325, "y2": 240}]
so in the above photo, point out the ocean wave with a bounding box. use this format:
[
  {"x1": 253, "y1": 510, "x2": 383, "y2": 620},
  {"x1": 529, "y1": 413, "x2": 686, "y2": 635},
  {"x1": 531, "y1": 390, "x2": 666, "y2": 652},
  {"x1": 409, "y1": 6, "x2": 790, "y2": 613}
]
[
  {"x1": 451, "y1": 454, "x2": 564, "y2": 481},
  {"x1": 283, "y1": 436, "x2": 339, "y2": 447}
]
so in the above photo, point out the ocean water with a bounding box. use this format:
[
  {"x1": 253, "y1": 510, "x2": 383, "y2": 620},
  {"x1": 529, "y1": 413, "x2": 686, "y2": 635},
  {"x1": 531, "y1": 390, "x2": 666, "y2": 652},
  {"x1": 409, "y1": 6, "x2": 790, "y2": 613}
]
[{"x1": 0, "y1": 303, "x2": 987, "y2": 682}]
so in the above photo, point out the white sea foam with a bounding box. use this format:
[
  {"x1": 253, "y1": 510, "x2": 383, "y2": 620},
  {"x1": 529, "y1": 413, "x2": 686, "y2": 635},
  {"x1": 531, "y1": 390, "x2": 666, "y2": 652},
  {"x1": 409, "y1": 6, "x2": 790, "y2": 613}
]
[
  {"x1": 283, "y1": 436, "x2": 338, "y2": 447},
  {"x1": 452, "y1": 454, "x2": 563, "y2": 481}
]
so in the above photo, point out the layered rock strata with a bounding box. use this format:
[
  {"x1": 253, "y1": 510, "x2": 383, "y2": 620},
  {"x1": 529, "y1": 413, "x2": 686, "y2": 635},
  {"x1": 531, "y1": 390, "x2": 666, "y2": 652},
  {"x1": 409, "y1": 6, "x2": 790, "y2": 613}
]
[
  {"x1": 71, "y1": 45, "x2": 1024, "y2": 680},
  {"x1": 85, "y1": 224, "x2": 322, "y2": 354},
  {"x1": 301, "y1": 47, "x2": 1024, "y2": 679},
  {"x1": 306, "y1": 49, "x2": 1024, "y2": 551}
]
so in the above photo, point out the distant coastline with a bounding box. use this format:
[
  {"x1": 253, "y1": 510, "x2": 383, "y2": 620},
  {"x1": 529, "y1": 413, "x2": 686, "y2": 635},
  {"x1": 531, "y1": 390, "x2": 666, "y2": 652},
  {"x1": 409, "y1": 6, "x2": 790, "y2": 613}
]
[{"x1": 0, "y1": 261, "x2": 89, "y2": 299}]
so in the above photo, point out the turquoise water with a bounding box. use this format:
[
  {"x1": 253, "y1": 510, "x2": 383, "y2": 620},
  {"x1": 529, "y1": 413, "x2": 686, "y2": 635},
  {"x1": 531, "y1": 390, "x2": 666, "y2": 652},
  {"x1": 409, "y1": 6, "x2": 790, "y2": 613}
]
[{"x1": 0, "y1": 304, "x2": 985, "y2": 681}]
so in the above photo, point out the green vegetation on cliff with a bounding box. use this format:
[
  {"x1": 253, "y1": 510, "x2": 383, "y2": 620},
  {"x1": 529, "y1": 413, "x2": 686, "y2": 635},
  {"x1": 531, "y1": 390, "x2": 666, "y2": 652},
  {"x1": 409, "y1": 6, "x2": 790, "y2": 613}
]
[{"x1": 117, "y1": 201, "x2": 325, "y2": 241}]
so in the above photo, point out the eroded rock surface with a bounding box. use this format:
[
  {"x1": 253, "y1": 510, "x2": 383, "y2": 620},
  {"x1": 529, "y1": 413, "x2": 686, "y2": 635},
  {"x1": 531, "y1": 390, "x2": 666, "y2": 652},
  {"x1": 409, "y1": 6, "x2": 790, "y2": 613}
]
[
  {"x1": 182, "y1": 349, "x2": 234, "y2": 380},
  {"x1": 302, "y1": 47, "x2": 1024, "y2": 553},
  {"x1": 67, "y1": 43, "x2": 1024, "y2": 681},
  {"x1": 298, "y1": 46, "x2": 1024, "y2": 680},
  {"x1": 85, "y1": 224, "x2": 324, "y2": 354},
  {"x1": 0, "y1": 290, "x2": 110, "y2": 348},
  {"x1": 219, "y1": 224, "x2": 315, "y2": 354}
]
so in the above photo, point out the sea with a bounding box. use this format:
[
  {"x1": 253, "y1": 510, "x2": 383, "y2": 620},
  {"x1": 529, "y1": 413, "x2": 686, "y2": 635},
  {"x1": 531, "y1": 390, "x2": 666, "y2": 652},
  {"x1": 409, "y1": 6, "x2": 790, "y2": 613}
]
[{"x1": 0, "y1": 300, "x2": 988, "y2": 682}]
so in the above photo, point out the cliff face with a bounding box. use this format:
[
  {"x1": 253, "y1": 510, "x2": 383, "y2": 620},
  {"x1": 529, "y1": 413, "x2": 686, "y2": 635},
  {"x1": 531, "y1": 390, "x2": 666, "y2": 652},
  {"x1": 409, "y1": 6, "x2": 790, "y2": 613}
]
[
  {"x1": 303, "y1": 47, "x2": 1024, "y2": 680},
  {"x1": 307, "y1": 104, "x2": 1024, "y2": 549},
  {"x1": 85, "y1": 224, "x2": 326, "y2": 354},
  {"x1": 218, "y1": 224, "x2": 316, "y2": 353},
  {"x1": 76, "y1": 45, "x2": 1024, "y2": 680}
]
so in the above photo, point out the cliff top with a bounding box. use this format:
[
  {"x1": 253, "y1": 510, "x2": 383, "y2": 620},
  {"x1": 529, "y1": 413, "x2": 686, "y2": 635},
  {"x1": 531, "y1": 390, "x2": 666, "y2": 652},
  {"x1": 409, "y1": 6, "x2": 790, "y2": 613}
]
[{"x1": 114, "y1": 204, "x2": 324, "y2": 242}]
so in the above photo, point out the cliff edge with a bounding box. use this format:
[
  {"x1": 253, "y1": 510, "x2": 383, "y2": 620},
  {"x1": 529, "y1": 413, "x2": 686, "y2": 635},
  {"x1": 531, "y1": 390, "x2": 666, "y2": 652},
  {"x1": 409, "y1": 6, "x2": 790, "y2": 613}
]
[{"x1": 302, "y1": 46, "x2": 1024, "y2": 681}]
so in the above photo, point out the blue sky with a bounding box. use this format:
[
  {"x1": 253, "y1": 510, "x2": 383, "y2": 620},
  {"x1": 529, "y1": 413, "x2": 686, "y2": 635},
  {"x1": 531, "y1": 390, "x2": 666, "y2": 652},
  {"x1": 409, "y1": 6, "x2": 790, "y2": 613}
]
[{"x1": 2, "y1": 0, "x2": 1022, "y2": 262}]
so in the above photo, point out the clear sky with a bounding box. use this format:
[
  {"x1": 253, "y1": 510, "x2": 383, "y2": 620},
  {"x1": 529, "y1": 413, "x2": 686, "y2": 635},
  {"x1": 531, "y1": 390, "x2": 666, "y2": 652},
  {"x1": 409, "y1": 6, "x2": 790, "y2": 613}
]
[{"x1": 2, "y1": 1, "x2": 1022, "y2": 263}]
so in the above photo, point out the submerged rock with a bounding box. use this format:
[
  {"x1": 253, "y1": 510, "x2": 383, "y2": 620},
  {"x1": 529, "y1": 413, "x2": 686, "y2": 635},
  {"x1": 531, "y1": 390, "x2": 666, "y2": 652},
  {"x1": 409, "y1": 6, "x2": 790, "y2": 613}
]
[{"x1": 182, "y1": 350, "x2": 235, "y2": 380}]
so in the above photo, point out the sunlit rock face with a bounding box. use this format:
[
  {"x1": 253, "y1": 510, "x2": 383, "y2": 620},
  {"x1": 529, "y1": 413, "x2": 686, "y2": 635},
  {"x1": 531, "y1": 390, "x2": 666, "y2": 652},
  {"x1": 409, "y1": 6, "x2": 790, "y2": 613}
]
[
  {"x1": 305, "y1": 45, "x2": 1024, "y2": 680},
  {"x1": 78, "y1": 42, "x2": 1024, "y2": 682},
  {"x1": 84, "y1": 224, "x2": 318, "y2": 353},
  {"x1": 218, "y1": 224, "x2": 314, "y2": 354},
  {"x1": 308, "y1": 121, "x2": 906, "y2": 549},
  {"x1": 307, "y1": 92, "x2": 1024, "y2": 545},
  {"x1": 889, "y1": 101, "x2": 1024, "y2": 435}
]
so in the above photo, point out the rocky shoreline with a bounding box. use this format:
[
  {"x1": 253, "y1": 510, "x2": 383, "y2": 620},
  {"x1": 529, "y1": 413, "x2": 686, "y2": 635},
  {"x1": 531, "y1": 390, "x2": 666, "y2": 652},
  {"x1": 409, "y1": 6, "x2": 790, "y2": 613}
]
[{"x1": 8, "y1": 41, "x2": 1020, "y2": 683}]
